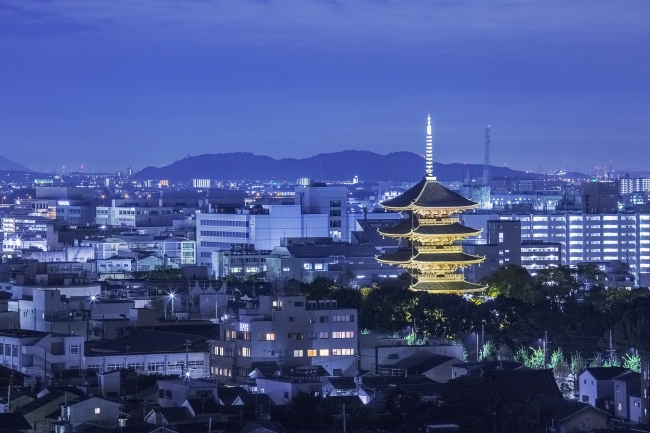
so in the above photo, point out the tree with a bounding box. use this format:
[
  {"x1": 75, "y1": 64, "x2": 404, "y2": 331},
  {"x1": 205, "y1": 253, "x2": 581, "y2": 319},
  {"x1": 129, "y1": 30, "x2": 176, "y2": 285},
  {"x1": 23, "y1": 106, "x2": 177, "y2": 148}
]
[
  {"x1": 613, "y1": 308, "x2": 650, "y2": 352},
  {"x1": 568, "y1": 352, "x2": 586, "y2": 397},
  {"x1": 483, "y1": 265, "x2": 535, "y2": 300},
  {"x1": 623, "y1": 353, "x2": 641, "y2": 373},
  {"x1": 549, "y1": 348, "x2": 569, "y2": 376},
  {"x1": 479, "y1": 340, "x2": 497, "y2": 362},
  {"x1": 359, "y1": 286, "x2": 414, "y2": 332}
]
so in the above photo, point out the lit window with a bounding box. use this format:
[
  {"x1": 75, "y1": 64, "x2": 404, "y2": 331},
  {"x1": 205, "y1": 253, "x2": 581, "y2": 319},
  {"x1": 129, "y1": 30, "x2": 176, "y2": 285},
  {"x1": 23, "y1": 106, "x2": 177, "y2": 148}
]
[
  {"x1": 307, "y1": 350, "x2": 317, "y2": 357},
  {"x1": 95, "y1": 408, "x2": 101, "y2": 414},
  {"x1": 319, "y1": 349, "x2": 329, "y2": 357}
]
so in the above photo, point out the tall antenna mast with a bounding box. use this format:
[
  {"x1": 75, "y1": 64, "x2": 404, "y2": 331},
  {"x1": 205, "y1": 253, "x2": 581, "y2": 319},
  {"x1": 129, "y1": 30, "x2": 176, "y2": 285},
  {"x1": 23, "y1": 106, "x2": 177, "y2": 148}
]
[{"x1": 483, "y1": 125, "x2": 491, "y2": 186}]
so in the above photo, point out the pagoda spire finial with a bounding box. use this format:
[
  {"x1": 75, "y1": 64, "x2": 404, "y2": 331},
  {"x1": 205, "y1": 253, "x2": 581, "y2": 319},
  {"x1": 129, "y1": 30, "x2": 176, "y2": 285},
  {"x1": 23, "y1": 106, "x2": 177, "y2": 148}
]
[{"x1": 425, "y1": 115, "x2": 434, "y2": 178}]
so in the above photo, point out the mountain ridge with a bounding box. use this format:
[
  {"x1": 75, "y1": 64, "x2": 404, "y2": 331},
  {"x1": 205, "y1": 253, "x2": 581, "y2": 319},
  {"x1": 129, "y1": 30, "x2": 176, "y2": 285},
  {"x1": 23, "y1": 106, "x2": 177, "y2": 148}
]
[
  {"x1": 133, "y1": 150, "x2": 548, "y2": 182},
  {"x1": 0, "y1": 155, "x2": 31, "y2": 172}
]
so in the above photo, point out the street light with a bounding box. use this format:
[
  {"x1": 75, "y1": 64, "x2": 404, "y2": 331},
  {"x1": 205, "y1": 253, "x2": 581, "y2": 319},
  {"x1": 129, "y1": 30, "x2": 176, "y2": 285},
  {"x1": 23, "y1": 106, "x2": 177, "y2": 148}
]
[{"x1": 168, "y1": 293, "x2": 176, "y2": 319}]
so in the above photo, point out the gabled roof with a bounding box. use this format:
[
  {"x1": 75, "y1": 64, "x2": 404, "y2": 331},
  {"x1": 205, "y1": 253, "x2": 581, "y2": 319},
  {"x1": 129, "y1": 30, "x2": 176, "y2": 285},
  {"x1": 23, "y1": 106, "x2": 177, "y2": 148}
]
[
  {"x1": 537, "y1": 395, "x2": 608, "y2": 421},
  {"x1": 218, "y1": 387, "x2": 249, "y2": 406},
  {"x1": 149, "y1": 407, "x2": 194, "y2": 423},
  {"x1": 238, "y1": 421, "x2": 285, "y2": 433},
  {"x1": 325, "y1": 377, "x2": 356, "y2": 390},
  {"x1": 582, "y1": 367, "x2": 631, "y2": 381},
  {"x1": 381, "y1": 179, "x2": 477, "y2": 210},
  {"x1": 451, "y1": 360, "x2": 524, "y2": 376},
  {"x1": 485, "y1": 369, "x2": 562, "y2": 405},
  {"x1": 185, "y1": 398, "x2": 220, "y2": 414},
  {"x1": 391, "y1": 353, "x2": 456, "y2": 374},
  {"x1": 0, "y1": 413, "x2": 32, "y2": 430}
]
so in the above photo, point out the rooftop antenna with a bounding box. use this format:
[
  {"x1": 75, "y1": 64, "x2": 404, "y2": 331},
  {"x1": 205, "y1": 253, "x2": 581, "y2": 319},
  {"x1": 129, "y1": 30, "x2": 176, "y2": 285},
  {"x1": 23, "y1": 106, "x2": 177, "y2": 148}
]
[{"x1": 482, "y1": 125, "x2": 491, "y2": 186}]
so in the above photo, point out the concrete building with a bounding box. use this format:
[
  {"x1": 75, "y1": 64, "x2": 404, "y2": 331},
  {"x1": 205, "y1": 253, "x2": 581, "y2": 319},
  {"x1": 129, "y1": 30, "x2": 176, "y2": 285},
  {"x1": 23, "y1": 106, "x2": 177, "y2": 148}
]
[
  {"x1": 14, "y1": 187, "x2": 97, "y2": 226},
  {"x1": 25, "y1": 246, "x2": 94, "y2": 263},
  {"x1": 0, "y1": 330, "x2": 85, "y2": 382},
  {"x1": 84, "y1": 330, "x2": 209, "y2": 378},
  {"x1": 212, "y1": 250, "x2": 270, "y2": 279},
  {"x1": 462, "y1": 212, "x2": 650, "y2": 285},
  {"x1": 211, "y1": 293, "x2": 358, "y2": 382},
  {"x1": 265, "y1": 241, "x2": 401, "y2": 286},
  {"x1": 295, "y1": 184, "x2": 349, "y2": 241},
  {"x1": 96, "y1": 193, "x2": 203, "y2": 228},
  {"x1": 582, "y1": 181, "x2": 618, "y2": 214},
  {"x1": 464, "y1": 220, "x2": 561, "y2": 282},
  {"x1": 196, "y1": 205, "x2": 328, "y2": 270}
]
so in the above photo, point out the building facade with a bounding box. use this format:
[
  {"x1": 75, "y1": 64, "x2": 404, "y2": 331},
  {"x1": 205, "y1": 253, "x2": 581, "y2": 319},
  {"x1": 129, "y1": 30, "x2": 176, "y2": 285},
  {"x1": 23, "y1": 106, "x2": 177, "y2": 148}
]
[
  {"x1": 211, "y1": 294, "x2": 358, "y2": 383},
  {"x1": 196, "y1": 205, "x2": 328, "y2": 270}
]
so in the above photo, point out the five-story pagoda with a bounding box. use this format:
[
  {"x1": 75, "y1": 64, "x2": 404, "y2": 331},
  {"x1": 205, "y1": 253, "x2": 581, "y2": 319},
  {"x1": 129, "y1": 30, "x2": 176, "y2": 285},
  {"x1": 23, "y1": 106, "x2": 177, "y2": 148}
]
[{"x1": 376, "y1": 116, "x2": 487, "y2": 294}]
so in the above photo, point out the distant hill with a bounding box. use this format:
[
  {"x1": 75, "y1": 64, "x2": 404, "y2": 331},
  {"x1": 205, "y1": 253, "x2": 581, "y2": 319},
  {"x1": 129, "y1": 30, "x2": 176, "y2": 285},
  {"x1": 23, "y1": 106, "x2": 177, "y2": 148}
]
[
  {"x1": 133, "y1": 151, "x2": 538, "y2": 182},
  {"x1": 0, "y1": 155, "x2": 30, "y2": 172}
]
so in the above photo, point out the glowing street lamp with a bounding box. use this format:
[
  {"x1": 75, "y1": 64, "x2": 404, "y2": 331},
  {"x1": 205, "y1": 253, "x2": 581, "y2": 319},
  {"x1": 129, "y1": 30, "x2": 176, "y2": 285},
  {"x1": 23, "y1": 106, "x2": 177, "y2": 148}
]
[{"x1": 168, "y1": 292, "x2": 176, "y2": 318}]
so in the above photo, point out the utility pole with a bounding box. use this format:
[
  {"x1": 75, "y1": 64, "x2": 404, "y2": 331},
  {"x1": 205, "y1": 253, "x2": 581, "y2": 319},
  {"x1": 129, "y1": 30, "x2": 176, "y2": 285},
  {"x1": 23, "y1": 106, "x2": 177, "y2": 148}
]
[
  {"x1": 544, "y1": 331, "x2": 548, "y2": 367},
  {"x1": 608, "y1": 330, "x2": 616, "y2": 364},
  {"x1": 342, "y1": 403, "x2": 347, "y2": 433}
]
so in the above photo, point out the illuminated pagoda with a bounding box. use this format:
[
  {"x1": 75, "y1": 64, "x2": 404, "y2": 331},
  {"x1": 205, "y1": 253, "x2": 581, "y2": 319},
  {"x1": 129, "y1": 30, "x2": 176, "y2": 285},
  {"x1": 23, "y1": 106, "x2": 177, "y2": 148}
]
[{"x1": 376, "y1": 116, "x2": 487, "y2": 293}]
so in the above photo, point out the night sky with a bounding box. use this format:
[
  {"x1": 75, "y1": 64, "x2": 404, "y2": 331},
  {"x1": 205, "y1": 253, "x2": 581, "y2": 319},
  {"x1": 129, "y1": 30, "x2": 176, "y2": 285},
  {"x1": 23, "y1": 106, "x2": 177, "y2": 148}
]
[{"x1": 1, "y1": 1, "x2": 649, "y2": 174}]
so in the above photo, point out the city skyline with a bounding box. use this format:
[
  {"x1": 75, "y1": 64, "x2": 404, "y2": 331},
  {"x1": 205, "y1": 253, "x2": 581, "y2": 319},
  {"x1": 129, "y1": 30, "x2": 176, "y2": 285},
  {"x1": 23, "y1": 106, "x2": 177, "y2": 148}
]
[{"x1": 1, "y1": 1, "x2": 649, "y2": 173}]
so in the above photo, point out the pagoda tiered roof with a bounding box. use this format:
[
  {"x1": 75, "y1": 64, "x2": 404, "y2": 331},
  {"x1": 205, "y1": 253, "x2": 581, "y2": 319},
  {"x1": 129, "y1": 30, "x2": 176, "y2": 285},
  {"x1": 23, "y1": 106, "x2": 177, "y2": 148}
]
[
  {"x1": 382, "y1": 178, "x2": 477, "y2": 210},
  {"x1": 373, "y1": 116, "x2": 487, "y2": 294},
  {"x1": 410, "y1": 280, "x2": 486, "y2": 293},
  {"x1": 377, "y1": 249, "x2": 484, "y2": 266},
  {"x1": 378, "y1": 221, "x2": 481, "y2": 238}
]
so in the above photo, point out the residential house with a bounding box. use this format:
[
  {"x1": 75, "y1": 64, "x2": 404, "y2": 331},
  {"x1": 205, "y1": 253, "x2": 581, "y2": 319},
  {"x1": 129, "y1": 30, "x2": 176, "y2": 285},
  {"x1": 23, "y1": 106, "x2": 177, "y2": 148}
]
[
  {"x1": 451, "y1": 360, "x2": 524, "y2": 379},
  {"x1": 18, "y1": 387, "x2": 83, "y2": 433},
  {"x1": 145, "y1": 407, "x2": 194, "y2": 426},
  {"x1": 0, "y1": 412, "x2": 33, "y2": 432},
  {"x1": 255, "y1": 377, "x2": 321, "y2": 405},
  {"x1": 378, "y1": 352, "x2": 459, "y2": 383},
  {"x1": 322, "y1": 376, "x2": 357, "y2": 397},
  {"x1": 157, "y1": 378, "x2": 218, "y2": 408},
  {"x1": 54, "y1": 396, "x2": 121, "y2": 431},
  {"x1": 578, "y1": 367, "x2": 630, "y2": 414},
  {"x1": 613, "y1": 371, "x2": 642, "y2": 422},
  {"x1": 538, "y1": 395, "x2": 608, "y2": 433},
  {"x1": 485, "y1": 369, "x2": 564, "y2": 405}
]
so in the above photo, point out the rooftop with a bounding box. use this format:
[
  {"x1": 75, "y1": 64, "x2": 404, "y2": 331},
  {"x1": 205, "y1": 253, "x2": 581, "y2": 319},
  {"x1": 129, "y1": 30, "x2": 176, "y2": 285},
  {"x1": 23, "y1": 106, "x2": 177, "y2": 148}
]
[{"x1": 381, "y1": 178, "x2": 477, "y2": 210}]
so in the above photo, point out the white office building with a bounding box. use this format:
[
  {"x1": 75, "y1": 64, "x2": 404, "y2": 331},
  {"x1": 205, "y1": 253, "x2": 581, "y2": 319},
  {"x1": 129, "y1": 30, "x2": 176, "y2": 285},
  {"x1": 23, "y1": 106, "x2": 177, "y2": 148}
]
[
  {"x1": 295, "y1": 185, "x2": 349, "y2": 241},
  {"x1": 196, "y1": 205, "x2": 327, "y2": 269},
  {"x1": 462, "y1": 212, "x2": 650, "y2": 285}
]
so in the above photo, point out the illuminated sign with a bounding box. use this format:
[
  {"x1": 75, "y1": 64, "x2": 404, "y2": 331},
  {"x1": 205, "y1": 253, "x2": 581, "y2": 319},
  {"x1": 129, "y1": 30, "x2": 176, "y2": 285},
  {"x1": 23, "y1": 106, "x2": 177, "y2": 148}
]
[
  {"x1": 239, "y1": 322, "x2": 249, "y2": 332},
  {"x1": 57, "y1": 201, "x2": 70, "y2": 206}
]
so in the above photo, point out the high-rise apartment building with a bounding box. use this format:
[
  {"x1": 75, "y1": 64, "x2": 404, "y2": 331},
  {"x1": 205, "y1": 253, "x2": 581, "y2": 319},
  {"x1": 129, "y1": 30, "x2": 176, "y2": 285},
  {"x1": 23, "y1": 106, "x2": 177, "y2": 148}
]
[{"x1": 462, "y1": 212, "x2": 650, "y2": 285}]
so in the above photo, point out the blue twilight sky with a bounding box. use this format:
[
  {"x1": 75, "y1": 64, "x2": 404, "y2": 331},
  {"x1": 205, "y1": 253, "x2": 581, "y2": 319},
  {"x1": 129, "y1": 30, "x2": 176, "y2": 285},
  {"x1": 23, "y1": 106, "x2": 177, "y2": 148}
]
[{"x1": 1, "y1": 1, "x2": 649, "y2": 174}]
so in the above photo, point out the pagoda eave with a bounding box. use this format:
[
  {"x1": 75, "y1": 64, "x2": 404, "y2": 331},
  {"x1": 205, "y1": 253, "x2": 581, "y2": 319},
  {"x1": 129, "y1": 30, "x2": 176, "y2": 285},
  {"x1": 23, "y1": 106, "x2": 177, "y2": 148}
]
[{"x1": 409, "y1": 280, "x2": 487, "y2": 294}]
